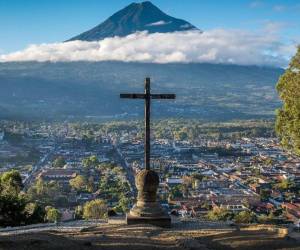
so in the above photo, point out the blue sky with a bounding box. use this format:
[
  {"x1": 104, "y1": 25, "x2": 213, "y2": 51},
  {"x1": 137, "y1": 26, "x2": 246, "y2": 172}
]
[{"x1": 0, "y1": 0, "x2": 299, "y2": 53}]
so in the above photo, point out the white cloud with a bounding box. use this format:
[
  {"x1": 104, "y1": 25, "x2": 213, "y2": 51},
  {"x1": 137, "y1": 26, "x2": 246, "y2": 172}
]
[
  {"x1": 0, "y1": 29, "x2": 296, "y2": 67},
  {"x1": 273, "y1": 5, "x2": 286, "y2": 12},
  {"x1": 263, "y1": 21, "x2": 286, "y2": 34},
  {"x1": 146, "y1": 20, "x2": 171, "y2": 26},
  {"x1": 250, "y1": 1, "x2": 264, "y2": 8}
]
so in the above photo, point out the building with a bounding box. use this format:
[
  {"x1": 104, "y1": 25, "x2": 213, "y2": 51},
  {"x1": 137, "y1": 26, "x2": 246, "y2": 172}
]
[
  {"x1": 38, "y1": 168, "x2": 79, "y2": 186},
  {"x1": 166, "y1": 177, "x2": 183, "y2": 186}
]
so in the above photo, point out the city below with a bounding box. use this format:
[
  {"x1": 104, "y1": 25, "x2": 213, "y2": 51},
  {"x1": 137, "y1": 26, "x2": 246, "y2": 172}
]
[{"x1": 1, "y1": 119, "x2": 299, "y2": 227}]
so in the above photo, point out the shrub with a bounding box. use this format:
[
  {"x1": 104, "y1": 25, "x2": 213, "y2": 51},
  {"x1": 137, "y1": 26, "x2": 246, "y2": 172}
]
[{"x1": 83, "y1": 199, "x2": 107, "y2": 220}]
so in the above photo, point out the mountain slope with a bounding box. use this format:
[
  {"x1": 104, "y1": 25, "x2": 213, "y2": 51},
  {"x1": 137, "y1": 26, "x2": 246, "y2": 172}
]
[
  {"x1": 68, "y1": 1, "x2": 198, "y2": 41},
  {"x1": 0, "y1": 62, "x2": 283, "y2": 121}
]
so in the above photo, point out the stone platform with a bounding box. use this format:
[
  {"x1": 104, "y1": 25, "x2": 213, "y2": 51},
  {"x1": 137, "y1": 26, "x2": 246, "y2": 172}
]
[
  {"x1": 0, "y1": 220, "x2": 297, "y2": 250},
  {"x1": 126, "y1": 213, "x2": 171, "y2": 228}
]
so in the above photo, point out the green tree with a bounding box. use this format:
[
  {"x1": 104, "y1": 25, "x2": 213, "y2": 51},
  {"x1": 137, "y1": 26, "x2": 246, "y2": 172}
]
[
  {"x1": 27, "y1": 178, "x2": 60, "y2": 205},
  {"x1": 174, "y1": 129, "x2": 188, "y2": 141},
  {"x1": 69, "y1": 175, "x2": 86, "y2": 191},
  {"x1": 234, "y1": 210, "x2": 256, "y2": 224},
  {"x1": 116, "y1": 195, "x2": 131, "y2": 213},
  {"x1": 0, "y1": 194, "x2": 26, "y2": 227},
  {"x1": 0, "y1": 170, "x2": 23, "y2": 194},
  {"x1": 276, "y1": 178, "x2": 296, "y2": 191},
  {"x1": 52, "y1": 156, "x2": 66, "y2": 168},
  {"x1": 169, "y1": 185, "x2": 183, "y2": 199},
  {"x1": 45, "y1": 207, "x2": 61, "y2": 223},
  {"x1": 24, "y1": 202, "x2": 45, "y2": 224},
  {"x1": 83, "y1": 199, "x2": 107, "y2": 219},
  {"x1": 82, "y1": 155, "x2": 99, "y2": 168},
  {"x1": 257, "y1": 212, "x2": 275, "y2": 224},
  {"x1": 207, "y1": 207, "x2": 233, "y2": 221},
  {"x1": 0, "y1": 170, "x2": 33, "y2": 227},
  {"x1": 276, "y1": 46, "x2": 300, "y2": 155}
]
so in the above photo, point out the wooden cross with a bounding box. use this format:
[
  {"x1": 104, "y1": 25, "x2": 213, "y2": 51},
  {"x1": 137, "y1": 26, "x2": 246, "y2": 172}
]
[{"x1": 120, "y1": 77, "x2": 176, "y2": 170}]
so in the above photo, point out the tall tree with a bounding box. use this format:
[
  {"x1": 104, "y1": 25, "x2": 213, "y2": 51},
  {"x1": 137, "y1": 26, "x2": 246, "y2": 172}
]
[
  {"x1": 0, "y1": 195, "x2": 27, "y2": 226},
  {"x1": 276, "y1": 46, "x2": 300, "y2": 154},
  {"x1": 0, "y1": 170, "x2": 23, "y2": 194}
]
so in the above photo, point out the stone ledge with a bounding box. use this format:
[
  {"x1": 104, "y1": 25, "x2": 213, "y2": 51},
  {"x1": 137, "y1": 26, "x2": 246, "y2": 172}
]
[{"x1": 126, "y1": 213, "x2": 171, "y2": 228}]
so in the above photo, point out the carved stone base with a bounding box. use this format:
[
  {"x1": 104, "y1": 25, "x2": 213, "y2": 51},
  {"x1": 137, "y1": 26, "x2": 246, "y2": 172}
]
[
  {"x1": 129, "y1": 201, "x2": 166, "y2": 217},
  {"x1": 127, "y1": 169, "x2": 171, "y2": 227},
  {"x1": 126, "y1": 213, "x2": 171, "y2": 228}
]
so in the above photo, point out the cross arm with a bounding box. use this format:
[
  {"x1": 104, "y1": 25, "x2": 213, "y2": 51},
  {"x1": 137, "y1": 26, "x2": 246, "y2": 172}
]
[
  {"x1": 120, "y1": 93, "x2": 146, "y2": 99},
  {"x1": 151, "y1": 94, "x2": 176, "y2": 99}
]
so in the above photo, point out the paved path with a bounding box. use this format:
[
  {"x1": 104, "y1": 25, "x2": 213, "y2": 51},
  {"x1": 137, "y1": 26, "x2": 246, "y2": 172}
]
[{"x1": 114, "y1": 145, "x2": 137, "y2": 195}]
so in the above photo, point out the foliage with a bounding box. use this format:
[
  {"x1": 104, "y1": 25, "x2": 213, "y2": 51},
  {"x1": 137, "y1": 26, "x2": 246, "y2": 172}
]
[
  {"x1": 207, "y1": 207, "x2": 233, "y2": 221},
  {"x1": 0, "y1": 170, "x2": 45, "y2": 227},
  {"x1": 52, "y1": 156, "x2": 66, "y2": 168},
  {"x1": 173, "y1": 128, "x2": 188, "y2": 141},
  {"x1": 169, "y1": 185, "x2": 183, "y2": 199},
  {"x1": 82, "y1": 155, "x2": 99, "y2": 168},
  {"x1": 0, "y1": 170, "x2": 25, "y2": 227},
  {"x1": 0, "y1": 194, "x2": 27, "y2": 227},
  {"x1": 75, "y1": 205, "x2": 83, "y2": 219},
  {"x1": 0, "y1": 170, "x2": 23, "y2": 195},
  {"x1": 87, "y1": 176, "x2": 95, "y2": 193},
  {"x1": 257, "y1": 212, "x2": 275, "y2": 224},
  {"x1": 276, "y1": 178, "x2": 296, "y2": 192},
  {"x1": 276, "y1": 46, "x2": 300, "y2": 155},
  {"x1": 98, "y1": 165, "x2": 131, "y2": 203},
  {"x1": 55, "y1": 196, "x2": 69, "y2": 207},
  {"x1": 45, "y1": 207, "x2": 61, "y2": 223},
  {"x1": 69, "y1": 175, "x2": 86, "y2": 191},
  {"x1": 83, "y1": 199, "x2": 107, "y2": 220},
  {"x1": 27, "y1": 178, "x2": 61, "y2": 205},
  {"x1": 24, "y1": 202, "x2": 45, "y2": 224},
  {"x1": 115, "y1": 194, "x2": 131, "y2": 213},
  {"x1": 234, "y1": 210, "x2": 256, "y2": 224}
]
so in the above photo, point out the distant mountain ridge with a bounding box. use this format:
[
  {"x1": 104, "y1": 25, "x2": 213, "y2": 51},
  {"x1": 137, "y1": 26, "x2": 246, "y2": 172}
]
[
  {"x1": 68, "y1": 1, "x2": 198, "y2": 41},
  {"x1": 0, "y1": 62, "x2": 283, "y2": 121}
]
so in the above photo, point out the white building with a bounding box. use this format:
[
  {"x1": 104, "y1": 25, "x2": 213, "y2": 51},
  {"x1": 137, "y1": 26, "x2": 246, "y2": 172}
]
[{"x1": 166, "y1": 177, "x2": 183, "y2": 185}]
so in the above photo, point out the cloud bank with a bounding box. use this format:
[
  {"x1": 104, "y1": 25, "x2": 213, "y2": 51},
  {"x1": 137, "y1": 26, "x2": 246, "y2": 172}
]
[{"x1": 0, "y1": 29, "x2": 296, "y2": 67}]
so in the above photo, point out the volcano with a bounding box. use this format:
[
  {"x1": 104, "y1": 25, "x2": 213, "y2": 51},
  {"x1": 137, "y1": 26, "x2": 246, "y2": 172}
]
[{"x1": 68, "y1": 1, "x2": 199, "y2": 41}]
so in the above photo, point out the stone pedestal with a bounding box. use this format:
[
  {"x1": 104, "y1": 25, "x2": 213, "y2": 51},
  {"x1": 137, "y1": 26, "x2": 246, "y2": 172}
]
[{"x1": 126, "y1": 169, "x2": 171, "y2": 227}]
